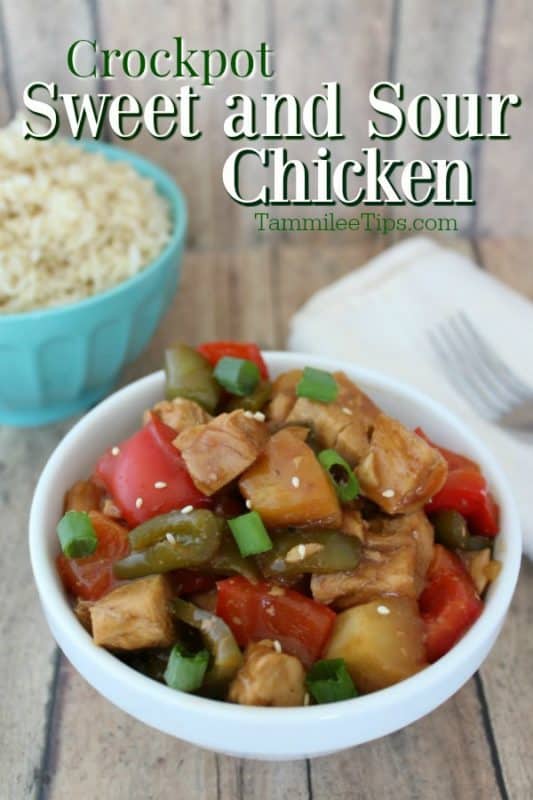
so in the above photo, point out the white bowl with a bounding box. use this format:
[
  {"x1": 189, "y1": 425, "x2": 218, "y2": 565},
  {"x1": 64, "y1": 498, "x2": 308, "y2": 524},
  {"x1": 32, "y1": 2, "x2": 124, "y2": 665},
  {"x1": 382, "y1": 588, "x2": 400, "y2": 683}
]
[{"x1": 29, "y1": 353, "x2": 522, "y2": 760}]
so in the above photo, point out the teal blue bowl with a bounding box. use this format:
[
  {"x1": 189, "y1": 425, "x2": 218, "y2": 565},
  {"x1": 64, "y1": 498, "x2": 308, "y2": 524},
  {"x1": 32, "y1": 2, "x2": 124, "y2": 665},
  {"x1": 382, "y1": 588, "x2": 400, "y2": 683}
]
[{"x1": 0, "y1": 141, "x2": 187, "y2": 427}]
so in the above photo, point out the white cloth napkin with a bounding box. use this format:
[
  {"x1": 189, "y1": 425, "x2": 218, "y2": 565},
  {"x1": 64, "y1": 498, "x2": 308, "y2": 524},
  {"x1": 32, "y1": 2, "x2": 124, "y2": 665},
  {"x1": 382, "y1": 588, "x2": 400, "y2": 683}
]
[{"x1": 288, "y1": 237, "x2": 533, "y2": 557}]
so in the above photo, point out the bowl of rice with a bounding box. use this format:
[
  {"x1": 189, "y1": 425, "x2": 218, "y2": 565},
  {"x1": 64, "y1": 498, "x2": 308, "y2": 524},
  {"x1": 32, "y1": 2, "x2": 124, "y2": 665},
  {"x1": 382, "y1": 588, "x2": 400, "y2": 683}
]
[{"x1": 0, "y1": 120, "x2": 187, "y2": 426}]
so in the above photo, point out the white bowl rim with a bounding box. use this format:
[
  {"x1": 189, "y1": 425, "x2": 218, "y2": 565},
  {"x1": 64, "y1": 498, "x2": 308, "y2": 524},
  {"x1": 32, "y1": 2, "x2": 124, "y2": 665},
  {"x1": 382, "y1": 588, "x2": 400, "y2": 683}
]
[{"x1": 29, "y1": 352, "x2": 522, "y2": 729}]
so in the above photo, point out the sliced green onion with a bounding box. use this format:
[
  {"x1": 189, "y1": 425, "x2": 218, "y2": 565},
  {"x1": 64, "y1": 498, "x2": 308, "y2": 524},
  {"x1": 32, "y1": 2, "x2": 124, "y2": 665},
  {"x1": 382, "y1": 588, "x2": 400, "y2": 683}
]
[
  {"x1": 318, "y1": 449, "x2": 360, "y2": 502},
  {"x1": 296, "y1": 367, "x2": 338, "y2": 403},
  {"x1": 214, "y1": 357, "x2": 260, "y2": 396},
  {"x1": 164, "y1": 644, "x2": 210, "y2": 692},
  {"x1": 57, "y1": 511, "x2": 98, "y2": 558},
  {"x1": 228, "y1": 510, "x2": 272, "y2": 557},
  {"x1": 305, "y1": 658, "x2": 358, "y2": 704}
]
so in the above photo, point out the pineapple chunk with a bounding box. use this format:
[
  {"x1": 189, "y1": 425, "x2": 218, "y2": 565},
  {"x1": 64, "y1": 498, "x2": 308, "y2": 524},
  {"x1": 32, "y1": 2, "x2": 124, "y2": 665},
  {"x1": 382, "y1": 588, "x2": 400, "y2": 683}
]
[
  {"x1": 90, "y1": 575, "x2": 176, "y2": 650},
  {"x1": 239, "y1": 428, "x2": 341, "y2": 528},
  {"x1": 324, "y1": 597, "x2": 427, "y2": 692}
]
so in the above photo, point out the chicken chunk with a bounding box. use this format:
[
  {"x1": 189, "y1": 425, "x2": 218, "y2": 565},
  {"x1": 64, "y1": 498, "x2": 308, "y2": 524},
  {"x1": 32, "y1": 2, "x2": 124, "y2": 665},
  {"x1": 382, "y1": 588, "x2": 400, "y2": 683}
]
[
  {"x1": 285, "y1": 372, "x2": 379, "y2": 464},
  {"x1": 228, "y1": 640, "x2": 306, "y2": 707},
  {"x1": 311, "y1": 511, "x2": 434, "y2": 608},
  {"x1": 366, "y1": 511, "x2": 435, "y2": 595},
  {"x1": 174, "y1": 409, "x2": 269, "y2": 495},
  {"x1": 144, "y1": 397, "x2": 212, "y2": 433},
  {"x1": 64, "y1": 480, "x2": 102, "y2": 513},
  {"x1": 267, "y1": 370, "x2": 302, "y2": 424},
  {"x1": 74, "y1": 598, "x2": 93, "y2": 632},
  {"x1": 356, "y1": 414, "x2": 448, "y2": 514},
  {"x1": 90, "y1": 575, "x2": 176, "y2": 650},
  {"x1": 458, "y1": 548, "x2": 500, "y2": 595},
  {"x1": 340, "y1": 507, "x2": 368, "y2": 542}
]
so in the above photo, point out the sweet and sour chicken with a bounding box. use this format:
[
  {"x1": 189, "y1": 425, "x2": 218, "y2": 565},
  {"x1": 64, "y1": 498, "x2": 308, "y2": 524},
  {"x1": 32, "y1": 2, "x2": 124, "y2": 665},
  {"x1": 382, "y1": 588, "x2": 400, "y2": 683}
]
[{"x1": 55, "y1": 341, "x2": 501, "y2": 707}]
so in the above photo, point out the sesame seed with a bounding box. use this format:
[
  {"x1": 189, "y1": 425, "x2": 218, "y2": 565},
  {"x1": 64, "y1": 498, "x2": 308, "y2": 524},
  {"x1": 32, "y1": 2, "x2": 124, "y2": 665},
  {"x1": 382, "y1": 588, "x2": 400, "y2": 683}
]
[
  {"x1": 111, "y1": 446, "x2": 120, "y2": 456},
  {"x1": 265, "y1": 605, "x2": 275, "y2": 617},
  {"x1": 243, "y1": 410, "x2": 254, "y2": 418},
  {"x1": 154, "y1": 481, "x2": 167, "y2": 489},
  {"x1": 254, "y1": 411, "x2": 266, "y2": 422},
  {"x1": 135, "y1": 497, "x2": 143, "y2": 509},
  {"x1": 180, "y1": 505, "x2": 194, "y2": 514},
  {"x1": 245, "y1": 499, "x2": 252, "y2": 510},
  {"x1": 165, "y1": 533, "x2": 176, "y2": 544},
  {"x1": 342, "y1": 407, "x2": 353, "y2": 416},
  {"x1": 304, "y1": 692, "x2": 311, "y2": 706},
  {"x1": 377, "y1": 605, "x2": 390, "y2": 615},
  {"x1": 273, "y1": 640, "x2": 282, "y2": 653},
  {"x1": 298, "y1": 544, "x2": 306, "y2": 559},
  {"x1": 382, "y1": 489, "x2": 395, "y2": 498},
  {"x1": 291, "y1": 476, "x2": 300, "y2": 488}
]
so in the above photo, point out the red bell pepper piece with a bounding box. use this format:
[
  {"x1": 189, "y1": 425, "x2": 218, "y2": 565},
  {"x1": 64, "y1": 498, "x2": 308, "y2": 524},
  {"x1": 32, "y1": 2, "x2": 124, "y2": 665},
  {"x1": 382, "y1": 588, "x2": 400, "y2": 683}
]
[
  {"x1": 426, "y1": 468, "x2": 499, "y2": 536},
  {"x1": 95, "y1": 414, "x2": 210, "y2": 527},
  {"x1": 198, "y1": 341, "x2": 269, "y2": 380},
  {"x1": 417, "y1": 428, "x2": 499, "y2": 537},
  {"x1": 215, "y1": 576, "x2": 336, "y2": 667},
  {"x1": 419, "y1": 544, "x2": 483, "y2": 662},
  {"x1": 56, "y1": 511, "x2": 129, "y2": 601}
]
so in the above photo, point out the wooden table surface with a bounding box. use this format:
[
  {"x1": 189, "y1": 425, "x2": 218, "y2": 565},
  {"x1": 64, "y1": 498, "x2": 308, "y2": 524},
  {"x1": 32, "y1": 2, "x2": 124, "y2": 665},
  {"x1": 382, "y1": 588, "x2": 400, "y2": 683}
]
[{"x1": 3, "y1": 236, "x2": 532, "y2": 800}]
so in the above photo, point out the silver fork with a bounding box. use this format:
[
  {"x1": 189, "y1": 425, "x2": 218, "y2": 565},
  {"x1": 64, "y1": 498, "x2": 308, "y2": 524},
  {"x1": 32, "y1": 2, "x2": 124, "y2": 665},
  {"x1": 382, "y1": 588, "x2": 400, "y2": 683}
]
[{"x1": 429, "y1": 311, "x2": 533, "y2": 430}]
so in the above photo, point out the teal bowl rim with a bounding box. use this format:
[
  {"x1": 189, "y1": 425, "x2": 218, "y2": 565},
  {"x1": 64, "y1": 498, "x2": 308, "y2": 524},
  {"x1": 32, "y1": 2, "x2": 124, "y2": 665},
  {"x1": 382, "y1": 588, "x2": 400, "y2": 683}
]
[{"x1": 0, "y1": 139, "x2": 187, "y2": 323}]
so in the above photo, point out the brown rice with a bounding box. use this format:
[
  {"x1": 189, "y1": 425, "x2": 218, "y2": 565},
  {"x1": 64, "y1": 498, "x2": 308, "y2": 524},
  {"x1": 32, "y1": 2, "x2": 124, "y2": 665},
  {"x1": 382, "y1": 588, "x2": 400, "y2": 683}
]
[{"x1": 0, "y1": 118, "x2": 171, "y2": 314}]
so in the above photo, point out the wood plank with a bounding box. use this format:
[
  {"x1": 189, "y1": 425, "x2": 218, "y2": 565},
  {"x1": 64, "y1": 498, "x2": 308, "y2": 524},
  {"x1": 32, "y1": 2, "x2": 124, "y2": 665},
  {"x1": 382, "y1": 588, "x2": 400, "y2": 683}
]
[
  {"x1": 96, "y1": 0, "x2": 271, "y2": 249},
  {"x1": 477, "y1": 0, "x2": 533, "y2": 235},
  {"x1": 2, "y1": 0, "x2": 97, "y2": 127},
  {"x1": 477, "y1": 564, "x2": 533, "y2": 798},
  {"x1": 0, "y1": 3, "x2": 14, "y2": 124},
  {"x1": 476, "y1": 237, "x2": 533, "y2": 299},
  {"x1": 46, "y1": 659, "x2": 223, "y2": 800},
  {"x1": 390, "y1": 1, "x2": 488, "y2": 233},
  {"x1": 270, "y1": 0, "x2": 394, "y2": 243},
  {"x1": 0, "y1": 422, "x2": 71, "y2": 799},
  {"x1": 474, "y1": 237, "x2": 533, "y2": 798},
  {"x1": 310, "y1": 683, "x2": 503, "y2": 800}
]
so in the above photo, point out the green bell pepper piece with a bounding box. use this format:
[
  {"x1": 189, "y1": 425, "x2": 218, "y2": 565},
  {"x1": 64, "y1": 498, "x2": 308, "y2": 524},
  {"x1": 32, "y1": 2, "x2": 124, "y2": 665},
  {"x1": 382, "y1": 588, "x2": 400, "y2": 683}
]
[
  {"x1": 225, "y1": 380, "x2": 272, "y2": 413},
  {"x1": 256, "y1": 529, "x2": 361, "y2": 578},
  {"x1": 128, "y1": 509, "x2": 225, "y2": 551},
  {"x1": 114, "y1": 513, "x2": 223, "y2": 579},
  {"x1": 165, "y1": 344, "x2": 221, "y2": 413},
  {"x1": 205, "y1": 533, "x2": 260, "y2": 582},
  {"x1": 170, "y1": 598, "x2": 243, "y2": 694}
]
